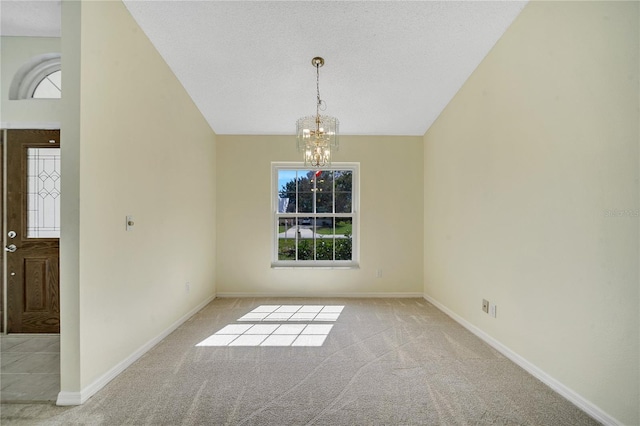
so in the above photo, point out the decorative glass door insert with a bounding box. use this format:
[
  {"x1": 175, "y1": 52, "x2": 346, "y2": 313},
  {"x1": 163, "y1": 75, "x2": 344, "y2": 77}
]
[{"x1": 26, "y1": 147, "x2": 61, "y2": 238}]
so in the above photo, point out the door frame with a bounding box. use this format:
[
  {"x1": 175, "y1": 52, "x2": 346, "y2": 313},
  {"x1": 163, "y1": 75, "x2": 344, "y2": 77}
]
[{"x1": 1, "y1": 129, "x2": 5, "y2": 333}]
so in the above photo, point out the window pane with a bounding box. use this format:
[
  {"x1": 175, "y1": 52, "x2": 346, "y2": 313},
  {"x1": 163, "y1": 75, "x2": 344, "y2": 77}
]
[
  {"x1": 27, "y1": 148, "x2": 61, "y2": 238},
  {"x1": 315, "y1": 217, "x2": 335, "y2": 260},
  {"x1": 316, "y1": 192, "x2": 333, "y2": 213},
  {"x1": 32, "y1": 70, "x2": 61, "y2": 99},
  {"x1": 314, "y1": 171, "x2": 333, "y2": 192},
  {"x1": 277, "y1": 196, "x2": 291, "y2": 213},
  {"x1": 315, "y1": 217, "x2": 334, "y2": 236},
  {"x1": 278, "y1": 218, "x2": 297, "y2": 238},
  {"x1": 314, "y1": 171, "x2": 333, "y2": 213},
  {"x1": 335, "y1": 218, "x2": 352, "y2": 260},
  {"x1": 335, "y1": 238, "x2": 352, "y2": 261},
  {"x1": 278, "y1": 170, "x2": 298, "y2": 212},
  {"x1": 298, "y1": 216, "x2": 313, "y2": 233},
  {"x1": 297, "y1": 216, "x2": 314, "y2": 260},
  {"x1": 278, "y1": 218, "x2": 296, "y2": 260},
  {"x1": 48, "y1": 69, "x2": 61, "y2": 88},
  {"x1": 278, "y1": 193, "x2": 295, "y2": 213},
  {"x1": 298, "y1": 192, "x2": 313, "y2": 213},
  {"x1": 334, "y1": 170, "x2": 352, "y2": 192},
  {"x1": 315, "y1": 237, "x2": 333, "y2": 260},
  {"x1": 298, "y1": 171, "x2": 314, "y2": 190},
  {"x1": 335, "y1": 192, "x2": 352, "y2": 213},
  {"x1": 297, "y1": 240, "x2": 314, "y2": 260},
  {"x1": 334, "y1": 170, "x2": 352, "y2": 213},
  {"x1": 297, "y1": 170, "x2": 314, "y2": 213},
  {"x1": 335, "y1": 218, "x2": 352, "y2": 238}
]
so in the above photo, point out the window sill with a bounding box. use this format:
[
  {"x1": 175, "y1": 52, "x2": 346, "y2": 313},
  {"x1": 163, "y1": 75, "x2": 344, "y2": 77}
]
[{"x1": 271, "y1": 262, "x2": 359, "y2": 270}]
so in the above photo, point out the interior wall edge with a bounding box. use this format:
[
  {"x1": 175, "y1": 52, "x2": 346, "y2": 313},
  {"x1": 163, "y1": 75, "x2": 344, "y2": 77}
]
[
  {"x1": 56, "y1": 293, "x2": 216, "y2": 406},
  {"x1": 423, "y1": 293, "x2": 621, "y2": 426}
]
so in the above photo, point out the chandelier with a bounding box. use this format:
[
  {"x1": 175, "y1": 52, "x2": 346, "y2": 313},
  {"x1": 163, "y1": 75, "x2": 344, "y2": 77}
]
[{"x1": 296, "y1": 57, "x2": 339, "y2": 168}]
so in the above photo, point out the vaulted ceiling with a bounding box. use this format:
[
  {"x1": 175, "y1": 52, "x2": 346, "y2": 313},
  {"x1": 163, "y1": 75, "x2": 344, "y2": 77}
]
[{"x1": 1, "y1": 0, "x2": 527, "y2": 136}]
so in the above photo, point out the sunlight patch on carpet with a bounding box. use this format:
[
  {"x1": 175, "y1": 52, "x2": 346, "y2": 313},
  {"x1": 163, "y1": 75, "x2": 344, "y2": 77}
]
[
  {"x1": 196, "y1": 305, "x2": 343, "y2": 347},
  {"x1": 238, "y1": 305, "x2": 344, "y2": 322}
]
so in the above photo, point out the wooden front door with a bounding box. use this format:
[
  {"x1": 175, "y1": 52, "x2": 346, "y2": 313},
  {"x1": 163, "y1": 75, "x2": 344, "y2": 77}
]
[{"x1": 6, "y1": 129, "x2": 60, "y2": 333}]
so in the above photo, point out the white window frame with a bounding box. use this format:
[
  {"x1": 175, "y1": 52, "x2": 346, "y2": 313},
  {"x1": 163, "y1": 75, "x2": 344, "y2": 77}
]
[
  {"x1": 272, "y1": 162, "x2": 359, "y2": 268},
  {"x1": 9, "y1": 53, "x2": 61, "y2": 100}
]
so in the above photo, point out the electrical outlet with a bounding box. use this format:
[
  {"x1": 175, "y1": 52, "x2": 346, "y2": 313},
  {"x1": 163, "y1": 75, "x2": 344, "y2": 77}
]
[
  {"x1": 482, "y1": 299, "x2": 489, "y2": 314},
  {"x1": 185, "y1": 282, "x2": 190, "y2": 294},
  {"x1": 376, "y1": 269, "x2": 383, "y2": 278},
  {"x1": 489, "y1": 303, "x2": 497, "y2": 318}
]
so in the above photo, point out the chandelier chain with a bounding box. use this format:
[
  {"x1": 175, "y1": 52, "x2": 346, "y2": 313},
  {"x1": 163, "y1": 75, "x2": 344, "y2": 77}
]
[{"x1": 316, "y1": 62, "x2": 321, "y2": 117}]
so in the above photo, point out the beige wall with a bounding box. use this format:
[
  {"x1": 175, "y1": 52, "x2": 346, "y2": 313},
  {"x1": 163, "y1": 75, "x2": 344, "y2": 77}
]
[
  {"x1": 60, "y1": 0, "x2": 82, "y2": 393},
  {"x1": 423, "y1": 1, "x2": 639, "y2": 424},
  {"x1": 61, "y1": 0, "x2": 216, "y2": 395},
  {"x1": 0, "y1": 36, "x2": 61, "y2": 127},
  {"x1": 217, "y1": 135, "x2": 423, "y2": 296}
]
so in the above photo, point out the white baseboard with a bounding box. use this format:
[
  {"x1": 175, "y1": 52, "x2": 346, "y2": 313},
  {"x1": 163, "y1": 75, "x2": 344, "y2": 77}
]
[
  {"x1": 55, "y1": 390, "x2": 82, "y2": 406},
  {"x1": 423, "y1": 294, "x2": 621, "y2": 426},
  {"x1": 216, "y1": 292, "x2": 424, "y2": 298},
  {"x1": 56, "y1": 293, "x2": 216, "y2": 406}
]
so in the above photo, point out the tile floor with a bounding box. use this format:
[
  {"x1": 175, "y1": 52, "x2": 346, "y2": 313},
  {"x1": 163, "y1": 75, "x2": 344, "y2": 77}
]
[{"x1": 0, "y1": 334, "x2": 60, "y2": 402}]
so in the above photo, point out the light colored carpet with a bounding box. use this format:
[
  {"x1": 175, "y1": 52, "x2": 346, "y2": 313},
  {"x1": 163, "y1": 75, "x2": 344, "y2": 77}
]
[{"x1": 1, "y1": 298, "x2": 599, "y2": 425}]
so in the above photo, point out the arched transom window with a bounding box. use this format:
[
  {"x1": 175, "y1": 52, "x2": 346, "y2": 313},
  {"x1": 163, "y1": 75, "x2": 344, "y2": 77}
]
[{"x1": 9, "y1": 53, "x2": 61, "y2": 100}]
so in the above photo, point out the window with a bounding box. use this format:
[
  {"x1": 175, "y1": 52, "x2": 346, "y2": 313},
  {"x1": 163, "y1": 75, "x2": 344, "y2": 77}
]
[
  {"x1": 272, "y1": 162, "x2": 358, "y2": 267},
  {"x1": 9, "y1": 53, "x2": 61, "y2": 100}
]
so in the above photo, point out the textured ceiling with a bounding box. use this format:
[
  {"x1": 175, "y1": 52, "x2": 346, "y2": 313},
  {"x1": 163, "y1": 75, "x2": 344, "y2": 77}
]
[
  {"x1": 123, "y1": 1, "x2": 527, "y2": 135},
  {"x1": 1, "y1": 1, "x2": 527, "y2": 136},
  {"x1": 0, "y1": 0, "x2": 61, "y2": 37}
]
